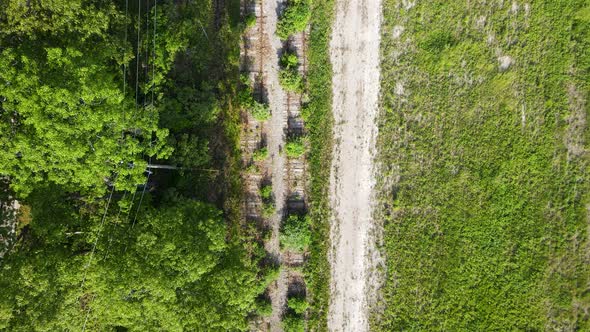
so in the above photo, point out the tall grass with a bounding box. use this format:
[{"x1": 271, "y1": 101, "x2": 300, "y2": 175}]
[{"x1": 374, "y1": 0, "x2": 590, "y2": 330}]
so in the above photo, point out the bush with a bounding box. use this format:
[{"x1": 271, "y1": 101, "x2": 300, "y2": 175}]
[
  {"x1": 244, "y1": 13, "x2": 257, "y2": 29},
  {"x1": 280, "y1": 214, "x2": 311, "y2": 252},
  {"x1": 276, "y1": 0, "x2": 311, "y2": 40},
  {"x1": 253, "y1": 147, "x2": 268, "y2": 162},
  {"x1": 285, "y1": 137, "x2": 306, "y2": 158},
  {"x1": 251, "y1": 101, "x2": 271, "y2": 121},
  {"x1": 255, "y1": 298, "x2": 273, "y2": 317},
  {"x1": 246, "y1": 164, "x2": 259, "y2": 174},
  {"x1": 279, "y1": 52, "x2": 304, "y2": 92},
  {"x1": 287, "y1": 296, "x2": 309, "y2": 315},
  {"x1": 260, "y1": 185, "x2": 273, "y2": 200},
  {"x1": 262, "y1": 201, "x2": 275, "y2": 218},
  {"x1": 279, "y1": 69, "x2": 304, "y2": 92},
  {"x1": 282, "y1": 313, "x2": 305, "y2": 332}
]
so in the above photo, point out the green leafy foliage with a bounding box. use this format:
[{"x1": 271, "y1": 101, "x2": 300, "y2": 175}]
[
  {"x1": 280, "y1": 214, "x2": 311, "y2": 252},
  {"x1": 262, "y1": 201, "x2": 276, "y2": 219},
  {"x1": 287, "y1": 296, "x2": 309, "y2": 315},
  {"x1": 255, "y1": 298, "x2": 273, "y2": 317},
  {"x1": 282, "y1": 313, "x2": 305, "y2": 332},
  {"x1": 244, "y1": 13, "x2": 257, "y2": 29},
  {"x1": 279, "y1": 52, "x2": 304, "y2": 92},
  {"x1": 0, "y1": 0, "x2": 267, "y2": 331},
  {"x1": 376, "y1": 0, "x2": 590, "y2": 330},
  {"x1": 0, "y1": 0, "x2": 196, "y2": 197},
  {"x1": 276, "y1": 0, "x2": 311, "y2": 40},
  {"x1": 260, "y1": 185, "x2": 273, "y2": 200},
  {"x1": 253, "y1": 147, "x2": 269, "y2": 162},
  {"x1": 0, "y1": 190, "x2": 264, "y2": 331},
  {"x1": 285, "y1": 137, "x2": 306, "y2": 158},
  {"x1": 238, "y1": 77, "x2": 271, "y2": 121},
  {"x1": 304, "y1": 0, "x2": 334, "y2": 328},
  {"x1": 251, "y1": 101, "x2": 272, "y2": 121}
]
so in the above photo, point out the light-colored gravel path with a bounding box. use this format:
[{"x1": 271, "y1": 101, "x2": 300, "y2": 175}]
[{"x1": 328, "y1": 0, "x2": 382, "y2": 330}]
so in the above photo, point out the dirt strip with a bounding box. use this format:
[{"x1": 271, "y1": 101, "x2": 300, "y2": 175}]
[{"x1": 327, "y1": 0, "x2": 382, "y2": 331}]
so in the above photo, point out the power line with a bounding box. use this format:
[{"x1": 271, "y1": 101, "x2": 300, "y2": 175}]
[
  {"x1": 80, "y1": 173, "x2": 118, "y2": 290},
  {"x1": 80, "y1": 0, "x2": 137, "y2": 329},
  {"x1": 134, "y1": 0, "x2": 142, "y2": 115},
  {"x1": 152, "y1": 0, "x2": 157, "y2": 105}
]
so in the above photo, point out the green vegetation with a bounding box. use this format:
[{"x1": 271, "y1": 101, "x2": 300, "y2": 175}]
[
  {"x1": 287, "y1": 295, "x2": 309, "y2": 315},
  {"x1": 262, "y1": 201, "x2": 276, "y2": 219},
  {"x1": 0, "y1": 0, "x2": 267, "y2": 330},
  {"x1": 260, "y1": 183, "x2": 275, "y2": 219},
  {"x1": 279, "y1": 51, "x2": 304, "y2": 93},
  {"x1": 282, "y1": 313, "x2": 305, "y2": 332},
  {"x1": 253, "y1": 147, "x2": 269, "y2": 162},
  {"x1": 260, "y1": 185, "x2": 273, "y2": 200},
  {"x1": 285, "y1": 136, "x2": 306, "y2": 158},
  {"x1": 255, "y1": 297, "x2": 273, "y2": 317},
  {"x1": 244, "y1": 13, "x2": 257, "y2": 29},
  {"x1": 239, "y1": 74, "x2": 271, "y2": 121},
  {"x1": 375, "y1": 0, "x2": 590, "y2": 330},
  {"x1": 280, "y1": 214, "x2": 311, "y2": 252},
  {"x1": 251, "y1": 101, "x2": 272, "y2": 121},
  {"x1": 276, "y1": 0, "x2": 311, "y2": 40},
  {"x1": 304, "y1": 0, "x2": 334, "y2": 329},
  {"x1": 0, "y1": 0, "x2": 174, "y2": 197}
]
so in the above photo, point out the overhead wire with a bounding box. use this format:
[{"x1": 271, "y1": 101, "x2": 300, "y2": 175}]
[
  {"x1": 80, "y1": 0, "x2": 135, "y2": 330},
  {"x1": 82, "y1": 1, "x2": 160, "y2": 326}
]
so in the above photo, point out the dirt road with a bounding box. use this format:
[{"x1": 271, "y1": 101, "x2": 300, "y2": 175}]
[{"x1": 328, "y1": 0, "x2": 382, "y2": 330}]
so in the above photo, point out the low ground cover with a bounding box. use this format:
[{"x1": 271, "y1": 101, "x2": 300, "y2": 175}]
[{"x1": 375, "y1": 0, "x2": 590, "y2": 330}]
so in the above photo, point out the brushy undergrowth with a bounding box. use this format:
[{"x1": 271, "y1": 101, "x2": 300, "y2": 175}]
[
  {"x1": 280, "y1": 214, "x2": 311, "y2": 252},
  {"x1": 285, "y1": 136, "x2": 306, "y2": 158},
  {"x1": 304, "y1": 0, "x2": 334, "y2": 329},
  {"x1": 374, "y1": 0, "x2": 590, "y2": 330},
  {"x1": 279, "y1": 51, "x2": 304, "y2": 93},
  {"x1": 276, "y1": 0, "x2": 311, "y2": 40}
]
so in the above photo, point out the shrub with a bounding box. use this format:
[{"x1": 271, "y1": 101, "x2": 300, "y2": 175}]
[
  {"x1": 279, "y1": 69, "x2": 304, "y2": 92},
  {"x1": 279, "y1": 52, "x2": 304, "y2": 92},
  {"x1": 280, "y1": 52, "x2": 299, "y2": 68},
  {"x1": 262, "y1": 201, "x2": 275, "y2": 218},
  {"x1": 261, "y1": 264, "x2": 281, "y2": 288},
  {"x1": 287, "y1": 296, "x2": 309, "y2": 315},
  {"x1": 255, "y1": 298, "x2": 273, "y2": 317},
  {"x1": 251, "y1": 101, "x2": 271, "y2": 121},
  {"x1": 280, "y1": 214, "x2": 311, "y2": 252},
  {"x1": 285, "y1": 137, "x2": 306, "y2": 158},
  {"x1": 276, "y1": 0, "x2": 311, "y2": 40},
  {"x1": 282, "y1": 313, "x2": 305, "y2": 332},
  {"x1": 260, "y1": 185, "x2": 273, "y2": 200},
  {"x1": 253, "y1": 147, "x2": 268, "y2": 162},
  {"x1": 246, "y1": 164, "x2": 259, "y2": 174},
  {"x1": 244, "y1": 13, "x2": 257, "y2": 29}
]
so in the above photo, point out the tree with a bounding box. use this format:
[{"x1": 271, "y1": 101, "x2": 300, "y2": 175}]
[
  {"x1": 0, "y1": 195, "x2": 264, "y2": 331},
  {"x1": 0, "y1": 0, "x2": 173, "y2": 197}
]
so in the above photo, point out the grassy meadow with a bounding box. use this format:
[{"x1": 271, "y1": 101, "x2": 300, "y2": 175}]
[{"x1": 375, "y1": 0, "x2": 590, "y2": 330}]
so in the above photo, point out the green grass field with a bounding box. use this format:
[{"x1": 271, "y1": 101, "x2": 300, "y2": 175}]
[{"x1": 375, "y1": 0, "x2": 590, "y2": 330}]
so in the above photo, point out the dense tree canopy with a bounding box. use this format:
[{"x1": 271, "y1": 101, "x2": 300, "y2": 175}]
[
  {"x1": 0, "y1": 0, "x2": 171, "y2": 196},
  {"x1": 0, "y1": 0, "x2": 265, "y2": 331},
  {"x1": 0, "y1": 193, "x2": 263, "y2": 331}
]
